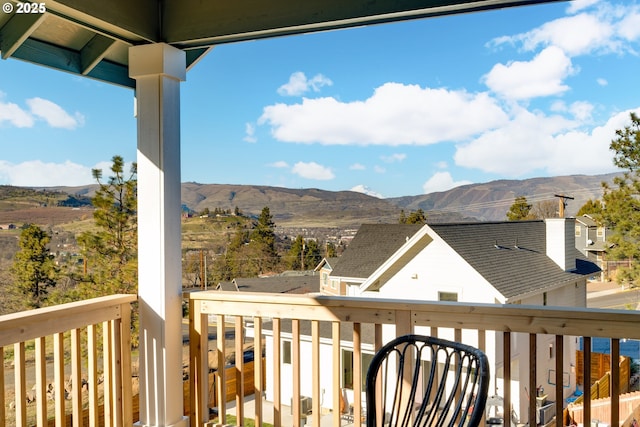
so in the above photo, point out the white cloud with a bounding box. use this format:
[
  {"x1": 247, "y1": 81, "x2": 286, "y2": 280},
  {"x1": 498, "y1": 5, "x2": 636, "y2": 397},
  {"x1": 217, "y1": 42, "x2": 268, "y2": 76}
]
[
  {"x1": 26, "y1": 97, "x2": 84, "y2": 129},
  {"x1": 260, "y1": 83, "x2": 508, "y2": 145},
  {"x1": 435, "y1": 161, "x2": 448, "y2": 169},
  {"x1": 268, "y1": 161, "x2": 289, "y2": 168},
  {"x1": 291, "y1": 161, "x2": 334, "y2": 180},
  {"x1": 483, "y1": 46, "x2": 575, "y2": 100},
  {"x1": 454, "y1": 108, "x2": 640, "y2": 177},
  {"x1": 567, "y1": 0, "x2": 601, "y2": 14},
  {"x1": 374, "y1": 166, "x2": 386, "y2": 174},
  {"x1": 380, "y1": 153, "x2": 406, "y2": 163},
  {"x1": 597, "y1": 78, "x2": 608, "y2": 86},
  {"x1": 0, "y1": 100, "x2": 34, "y2": 127},
  {"x1": 618, "y1": 9, "x2": 640, "y2": 41},
  {"x1": 349, "y1": 163, "x2": 366, "y2": 170},
  {"x1": 569, "y1": 101, "x2": 594, "y2": 122},
  {"x1": 350, "y1": 184, "x2": 384, "y2": 198},
  {"x1": 422, "y1": 171, "x2": 472, "y2": 194},
  {"x1": 244, "y1": 123, "x2": 257, "y2": 143},
  {"x1": 489, "y1": 6, "x2": 640, "y2": 57},
  {"x1": 277, "y1": 72, "x2": 333, "y2": 97},
  {"x1": 0, "y1": 160, "x2": 93, "y2": 186}
]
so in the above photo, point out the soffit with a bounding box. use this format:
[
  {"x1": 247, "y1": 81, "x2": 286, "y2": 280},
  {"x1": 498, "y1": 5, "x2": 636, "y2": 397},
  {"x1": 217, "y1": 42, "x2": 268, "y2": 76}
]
[{"x1": 0, "y1": 0, "x2": 565, "y2": 88}]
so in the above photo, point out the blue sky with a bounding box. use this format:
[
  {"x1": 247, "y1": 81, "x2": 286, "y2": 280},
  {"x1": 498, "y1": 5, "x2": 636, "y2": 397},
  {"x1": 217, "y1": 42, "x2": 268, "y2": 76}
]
[{"x1": 1, "y1": 0, "x2": 640, "y2": 198}]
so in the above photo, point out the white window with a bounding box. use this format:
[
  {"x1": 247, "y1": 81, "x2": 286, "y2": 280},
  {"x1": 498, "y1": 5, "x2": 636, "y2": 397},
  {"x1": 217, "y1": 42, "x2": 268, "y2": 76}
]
[
  {"x1": 283, "y1": 341, "x2": 291, "y2": 365},
  {"x1": 341, "y1": 349, "x2": 373, "y2": 389},
  {"x1": 575, "y1": 226, "x2": 581, "y2": 237},
  {"x1": 438, "y1": 291, "x2": 458, "y2": 302}
]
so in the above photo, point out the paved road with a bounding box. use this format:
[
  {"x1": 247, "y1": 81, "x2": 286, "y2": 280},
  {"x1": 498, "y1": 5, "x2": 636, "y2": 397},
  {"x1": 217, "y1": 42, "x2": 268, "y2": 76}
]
[{"x1": 588, "y1": 287, "x2": 640, "y2": 310}]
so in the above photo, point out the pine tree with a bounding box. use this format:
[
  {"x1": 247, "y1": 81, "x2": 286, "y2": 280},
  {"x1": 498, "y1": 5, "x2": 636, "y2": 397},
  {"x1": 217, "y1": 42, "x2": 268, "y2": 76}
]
[
  {"x1": 77, "y1": 155, "x2": 138, "y2": 296},
  {"x1": 600, "y1": 113, "x2": 640, "y2": 286},
  {"x1": 506, "y1": 196, "x2": 533, "y2": 221},
  {"x1": 11, "y1": 224, "x2": 58, "y2": 309},
  {"x1": 576, "y1": 199, "x2": 603, "y2": 217},
  {"x1": 247, "y1": 206, "x2": 279, "y2": 273}
]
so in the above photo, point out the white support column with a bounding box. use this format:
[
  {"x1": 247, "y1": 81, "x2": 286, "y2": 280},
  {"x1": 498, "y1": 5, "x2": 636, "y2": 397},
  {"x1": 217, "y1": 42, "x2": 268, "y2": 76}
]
[{"x1": 129, "y1": 43, "x2": 187, "y2": 427}]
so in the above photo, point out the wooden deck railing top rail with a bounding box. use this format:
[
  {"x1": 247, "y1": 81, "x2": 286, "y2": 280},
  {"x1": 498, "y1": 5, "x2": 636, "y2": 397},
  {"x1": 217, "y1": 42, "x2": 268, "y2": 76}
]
[
  {"x1": 0, "y1": 294, "x2": 137, "y2": 427},
  {"x1": 189, "y1": 291, "x2": 640, "y2": 427},
  {"x1": 192, "y1": 291, "x2": 640, "y2": 339}
]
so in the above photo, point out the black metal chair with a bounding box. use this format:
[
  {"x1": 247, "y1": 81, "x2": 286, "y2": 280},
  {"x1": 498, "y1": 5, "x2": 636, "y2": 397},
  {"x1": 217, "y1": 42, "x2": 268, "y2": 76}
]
[{"x1": 366, "y1": 334, "x2": 490, "y2": 427}]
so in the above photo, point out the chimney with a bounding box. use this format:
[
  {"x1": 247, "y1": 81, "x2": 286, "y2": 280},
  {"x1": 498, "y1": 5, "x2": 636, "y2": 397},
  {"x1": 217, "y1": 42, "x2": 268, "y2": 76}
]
[{"x1": 545, "y1": 218, "x2": 576, "y2": 271}]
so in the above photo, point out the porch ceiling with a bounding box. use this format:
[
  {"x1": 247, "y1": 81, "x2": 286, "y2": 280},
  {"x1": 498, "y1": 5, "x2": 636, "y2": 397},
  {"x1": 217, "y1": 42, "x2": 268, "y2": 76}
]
[{"x1": 0, "y1": 0, "x2": 565, "y2": 88}]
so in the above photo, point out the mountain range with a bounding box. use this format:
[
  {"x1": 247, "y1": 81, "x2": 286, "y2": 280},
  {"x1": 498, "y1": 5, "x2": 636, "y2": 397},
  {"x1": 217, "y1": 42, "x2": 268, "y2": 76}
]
[{"x1": 49, "y1": 172, "x2": 619, "y2": 227}]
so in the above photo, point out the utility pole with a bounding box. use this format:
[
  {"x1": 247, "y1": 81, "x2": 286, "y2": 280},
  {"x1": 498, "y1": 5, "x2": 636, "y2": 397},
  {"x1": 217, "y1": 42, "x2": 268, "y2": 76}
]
[{"x1": 554, "y1": 194, "x2": 575, "y2": 218}]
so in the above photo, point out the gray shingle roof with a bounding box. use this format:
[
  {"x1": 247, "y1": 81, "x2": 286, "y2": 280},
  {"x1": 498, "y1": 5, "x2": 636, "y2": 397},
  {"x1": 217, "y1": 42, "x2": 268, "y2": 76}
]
[
  {"x1": 330, "y1": 224, "x2": 423, "y2": 279},
  {"x1": 331, "y1": 221, "x2": 599, "y2": 301},
  {"x1": 233, "y1": 275, "x2": 319, "y2": 294},
  {"x1": 428, "y1": 221, "x2": 597, "y2": 299}
]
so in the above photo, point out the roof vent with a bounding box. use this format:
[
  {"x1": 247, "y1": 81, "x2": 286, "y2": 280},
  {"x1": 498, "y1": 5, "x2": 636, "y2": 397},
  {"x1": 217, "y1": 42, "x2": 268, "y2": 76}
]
[{"x1": 514, "y1": 238, "x2": 520, "y2": 249}]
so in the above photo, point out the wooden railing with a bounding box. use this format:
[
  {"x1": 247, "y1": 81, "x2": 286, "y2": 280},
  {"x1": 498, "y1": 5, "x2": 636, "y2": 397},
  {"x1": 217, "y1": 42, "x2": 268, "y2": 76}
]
[
  {"x1": 189, "y1": 291, "x2": 640, "y2": 427},
  {"x1": 0, "y1": 294, "x2": 137, "y2": 427}
]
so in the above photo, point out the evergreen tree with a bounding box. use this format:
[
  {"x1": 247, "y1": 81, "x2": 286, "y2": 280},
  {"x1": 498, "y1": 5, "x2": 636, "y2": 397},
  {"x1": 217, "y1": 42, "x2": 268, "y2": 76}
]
[
  {"x1": 325, "y1": 241, "x2": 337, "y2": 258},
  {"x1": 576, "y1": 199, "x2": 603, "y2": 217},
  {"x1": 600, "y1": 112, "x2": 640, "y2": 285},
  {"x1": 287, "y1": 236, "x2": 321, "y2": 270},
  {"x1": 287, "y1": 235, "x2": 305, "y2": 270},
  {"x1": 303, "y1": 239, "x2": 322, "y2": 270},
  {"x1": 247, "y1": 206, "x2": 279, "y2": 273},
  {"x1": 11, "y1": 224, "x2": 58, "y2": 309},
  {"x1": 399, "y1": 209, "x2": 427, "y2": 224},
  {"x1": 506, "y1": 196, "x2": 533, "y2": 221},
  {"x1": 76, "y1": 155, "x2": 138, "y2": 296}
]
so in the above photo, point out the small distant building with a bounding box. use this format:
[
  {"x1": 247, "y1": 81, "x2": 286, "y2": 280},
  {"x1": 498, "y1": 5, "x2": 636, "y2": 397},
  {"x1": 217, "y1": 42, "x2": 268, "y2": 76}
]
[{"x1": 574, "y1": 214, "x2": 611, "y2": 280}]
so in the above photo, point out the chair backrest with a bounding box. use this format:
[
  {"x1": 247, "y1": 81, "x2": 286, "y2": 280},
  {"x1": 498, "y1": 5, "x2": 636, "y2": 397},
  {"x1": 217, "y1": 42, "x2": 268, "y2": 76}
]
[{"x1": 366, "y1": 334, "x2": 489, "y2": 427}]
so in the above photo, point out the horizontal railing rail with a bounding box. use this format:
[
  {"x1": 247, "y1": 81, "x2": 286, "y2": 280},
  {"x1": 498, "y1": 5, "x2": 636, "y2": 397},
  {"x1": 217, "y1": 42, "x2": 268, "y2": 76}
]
[
  {"x1": 189, "y1": 291, "x2": 640, "y2": 427},
  {"x1": 0, "y1": 294, "x2": 137, "y2": 427}
]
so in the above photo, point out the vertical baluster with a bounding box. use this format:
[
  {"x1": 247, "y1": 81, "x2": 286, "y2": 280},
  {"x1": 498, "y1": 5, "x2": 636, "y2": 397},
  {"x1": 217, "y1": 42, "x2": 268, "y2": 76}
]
[
  {"x1": 454, "y1": 328, "x2": 462, "y2": 410},
  {"x1": 311, "y1": 320, "x2": 320, "y2": 427},
  {"x1": 273, "y1": 318, "x2": 281, "y2": 427},
  {"x1": 103, "y1": 321, "x2": 113, "y2": 427},
  {"x1": 528, "y1": 334, "x2": 536, "y2": 427},
  {"x1": 253, "y1": 317, "x2": 263, "y2": 426},
  {"x1": 54, "y1": 332, "x2": 65, "y2": 427},
  {"x1": 555, "y1": 335, "x2": 563, "y2": 427},
  {"x1": 70, "y1": 329, "x2": 83, "y2": 427},
  {"x1": 189, "y1": 299, "x2": 207, "y2": 427},
  {"x1": 583, "y1": 337, "x2": 591, "y2": 427},
  {"x1": 87, "y1": 325, "x2": 99, "y2": 427},
  {"x1": 479, "y1": 330, "x2": 486, "y2": 427},
  {"x1": 216, "y1": 314, "x2": 226, "y2": 423},
  {"x1": 292, "y1": 319, "x2": 301, "y2": 427},
  {"x1": 503, "y1": 332, "x2": 511, "y2": 427},
  {"x1": 112, "y1": 318, "x2": 123, "y2": 427},
  {"x1": 35, "y1": 337, "x2": 47, "y2": 427},
  {"x1": 611, "y1": 338, "x2": 620, "y2": 427},
  {"x1": 331, "y1": 321, "x2": 341, "y2": 427},
  {"x1": 120, "y1": 305, "x2": 132, "y2": 427},
  {"x1": 0, "y1": 347, "x2": 4, "y2": 424},
  {"x1": 353, "y1": 322, "x2": 362, "y2": 426},
  {"x1": 14, "y1": 341, "x2": 26, "y2": 427},
  {"x1": 235, "y1": 316, "x2": 244, "y2": 423}
]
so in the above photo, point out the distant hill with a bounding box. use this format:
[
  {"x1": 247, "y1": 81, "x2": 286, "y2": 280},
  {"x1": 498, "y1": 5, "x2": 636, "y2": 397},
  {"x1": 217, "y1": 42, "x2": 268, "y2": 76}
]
[
  {"x1": 388, "y1": 173, "x2": 619, "y2": 221},
  {"x1": 29, "y1": 172, "x2": 620, "y2": 226}
]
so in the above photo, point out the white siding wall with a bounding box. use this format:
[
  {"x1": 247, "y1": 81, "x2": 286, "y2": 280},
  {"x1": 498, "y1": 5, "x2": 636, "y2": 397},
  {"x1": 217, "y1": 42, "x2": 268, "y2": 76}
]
[{"x1": 546, "y1": 219, "x2": 576, "y2": 271}]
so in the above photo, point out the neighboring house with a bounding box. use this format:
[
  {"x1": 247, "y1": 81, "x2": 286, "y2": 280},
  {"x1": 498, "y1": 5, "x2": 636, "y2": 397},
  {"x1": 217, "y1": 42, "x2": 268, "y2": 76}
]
[
  {"x1": 263, "y1": 218, "x2": 600, "y2": 421},
  {"x1": 314, "y1": 257, "x2": 341, "y2": 295},
  {"x1": 574, "y1": 214, "x2": 611, "y2": 280},
  {"x1": 215, "y1": 271, "x2": 320, "y2": 294}
]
